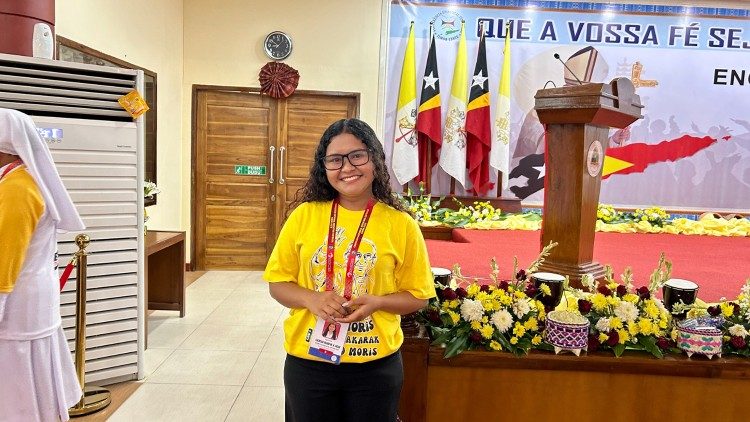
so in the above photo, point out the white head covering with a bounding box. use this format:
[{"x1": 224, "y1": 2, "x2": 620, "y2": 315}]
[{"x1": 0, "y1": 108, "x2": 85, "y2": 231}]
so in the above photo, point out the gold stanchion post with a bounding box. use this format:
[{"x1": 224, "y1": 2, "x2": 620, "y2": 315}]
[{"x1": 69, "y1": 234, "x2": 112, "y2": 417}]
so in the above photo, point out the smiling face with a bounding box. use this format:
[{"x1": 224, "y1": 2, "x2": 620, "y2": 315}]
[{"x1": 324, "y1": 133, "x2": 375, "y2": 209}]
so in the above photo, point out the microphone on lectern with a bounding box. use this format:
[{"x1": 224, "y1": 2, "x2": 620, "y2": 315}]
[{"x1": 553, "y1": 53, "x2": 584, "y2": 85}]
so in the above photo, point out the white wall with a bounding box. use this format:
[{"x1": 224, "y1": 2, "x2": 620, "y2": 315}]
[{"x1": 55, "y1": 0, "x2": 184, "y2": 231}]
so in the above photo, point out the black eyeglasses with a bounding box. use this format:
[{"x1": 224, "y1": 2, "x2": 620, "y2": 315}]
[{"x1": 322, "y1": 149, "x2": 371, "y2": 170}]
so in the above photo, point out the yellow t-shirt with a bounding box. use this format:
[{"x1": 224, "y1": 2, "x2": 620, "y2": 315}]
[
  {"x1": 264, "y1": 200, "x2": 435, "y2": 363},
  {"x1": 0, "y1": 166, "x2": 45, "y2": 293}
]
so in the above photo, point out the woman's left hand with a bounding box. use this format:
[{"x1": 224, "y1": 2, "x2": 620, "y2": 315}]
[{"x1": 335, "y1": 294, "x2": 382, "y2": 323}]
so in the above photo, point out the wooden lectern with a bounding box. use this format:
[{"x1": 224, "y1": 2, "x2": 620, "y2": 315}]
[{"x1": 534, "y1": 78, "x2": 643, "y2": 285}]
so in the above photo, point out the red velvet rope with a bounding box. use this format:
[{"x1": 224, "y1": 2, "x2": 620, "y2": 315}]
[{"x1": 59, "y1": 258, "x2": 76, "y2": 291}]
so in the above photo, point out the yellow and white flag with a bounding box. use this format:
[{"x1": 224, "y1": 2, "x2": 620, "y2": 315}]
[
  {"x1": 490, "y1": 28, "x2": 512, "y2": 189},
  {"x1": 439, "y1": 22, "x2": 468, "y2": 188},
  {"x1": 391, "y1": 23, "x2": 418, "y2": 186}
]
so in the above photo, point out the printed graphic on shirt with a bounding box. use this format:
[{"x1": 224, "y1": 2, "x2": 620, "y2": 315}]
[
  {"x1": 309, "y1": 227, "x2": 378, "y2": 299},
  {"x1": 309, "y1": 226, "x2": 380, "y2": 357}
]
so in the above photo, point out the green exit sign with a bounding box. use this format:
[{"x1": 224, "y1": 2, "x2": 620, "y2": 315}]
[{"x1": 234, "y1": 165, "x2": 266, "y2": 176}]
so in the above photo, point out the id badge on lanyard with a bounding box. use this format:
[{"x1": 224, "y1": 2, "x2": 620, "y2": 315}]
[{"x1": 308, "y1": 197, "x2": 376, "y2": 364}]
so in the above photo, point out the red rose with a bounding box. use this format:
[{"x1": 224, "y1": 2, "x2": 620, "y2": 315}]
[
  {"x1": 616, "y1": 285, "x2": 628, "y2": 297},
  {"x1": 455, "y1": 287, "x2": 468, "y2": 298},
  {"x1": 606, "y1": 330, "x2": 620, "y2": 347},
  {"x1": 442, "y1": 288, "x2": 458, "y2": 300},
  {"x1": 656, "y1": 337, "x2": 671, "y2": 350},
  {"x1": 731, "y1": 302, "x2": 740, "y2": 316},
  {"x1": 427, "y1": 309, "x2": 442, "y2": 324},
  {"x1": 578, "y1": 299, "x2": 592, "y2": 314},
  {"x1": 498, "y1": 280, "x2": 510, "y2": 291},
  {"x1": 588, "y1": 334, "x2": 600, "y2": 352},
  {"x1": 707, "y1": 306, "x2": 721, "y2": 317},
  {"x1": 544, "y1": 304, "x2": 555, "y2": 314},
  {"x1": 597, "y1": 285, "x2": 612, "y2": 296},
  {"x1": 524, "y1": 284, "x2": 538, "y2": 297},
  {"x1": 730, "y1": 336, "x2": 747, "y2": 349},
  {"x1": 480, "y1": 284, "x2": 491, "y2": 293},
  {"x1": 469, "y1": 330, "x2": 483, "y2": 343},
  {"x1": 636, "y1": 286, "x2": 651, "y2": 300},
  {"x1": 516, "y1": 269, "x2": 527, "y2": 281}
]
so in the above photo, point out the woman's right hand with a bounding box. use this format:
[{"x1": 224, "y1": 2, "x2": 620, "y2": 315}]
[{"x1": 306, "y1": 291, "x2": 349, "y2": 322}]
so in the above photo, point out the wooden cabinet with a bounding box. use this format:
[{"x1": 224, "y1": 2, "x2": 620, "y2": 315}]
[{"x1": 145, "y1": 230, "x2": 185, "y2": 316}]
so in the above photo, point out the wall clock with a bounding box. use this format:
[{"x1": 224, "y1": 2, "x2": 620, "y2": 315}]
[{"x1": 264, "y1": 31, "x2": 292, "y2": 61}]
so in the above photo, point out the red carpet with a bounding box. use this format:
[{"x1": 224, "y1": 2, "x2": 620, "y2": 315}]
[{"x1": 425, "y1": 229, "x2": 750, "y2": 302}]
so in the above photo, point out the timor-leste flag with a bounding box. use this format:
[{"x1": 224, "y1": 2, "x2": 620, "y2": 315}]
[
  {"x1": 464, "y1": 33, "x2": 494, "y2": 195},
  {"x1": 391, "y1": 23, "x2": 418, "y2": 186},
  {"x1": 415, "y1": 30, "x2": 441, "y2": 183}
]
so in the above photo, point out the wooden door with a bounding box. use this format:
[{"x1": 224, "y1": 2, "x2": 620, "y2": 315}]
[
  {"x1": 194, "y1": 88, "x2": 359, "y2": 270},
  {"x1": 194, "y1": 90, "x2": 276, "y2": 269},
  {"x1": 275, "y1": 94, "x2": 359, "y2": 235}
]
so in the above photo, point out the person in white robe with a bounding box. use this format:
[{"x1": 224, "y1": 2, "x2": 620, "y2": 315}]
[{"x1": 0, "y1": 108, "x2": 84, "y2": 421}]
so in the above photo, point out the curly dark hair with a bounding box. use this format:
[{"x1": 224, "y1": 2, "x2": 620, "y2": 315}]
[{"x1": 289, "y1": 118, "x2": 406, "y2": 214}]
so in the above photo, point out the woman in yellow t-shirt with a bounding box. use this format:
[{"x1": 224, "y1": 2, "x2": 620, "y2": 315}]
[{"x1": 264, "y1": 118, "x2": 435, "y2": 422}]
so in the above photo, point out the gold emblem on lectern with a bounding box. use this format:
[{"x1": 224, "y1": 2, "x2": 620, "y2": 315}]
[{"x1": 587, "y1": 140, "x2": 604, "y2": 177}]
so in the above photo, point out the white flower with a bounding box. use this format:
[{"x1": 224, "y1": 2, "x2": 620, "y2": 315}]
[
  {"x1": 614, "y1": 301, "x2": 639, "y2": 322},
  {"x1": 512, "y1": 299, "x2": 531, "y2": 318},
  {"x1": 596, "y1": 318, "x2": 611, "y2": 332},
  {"x1": 460, "y1": 299, "x2": 484, "y2": 323},
  {"x1": 728, "y1": 324, "x2": 749, "y2": 338},
  {"x1": 491, "y1": 309, "x2": 513, "y2": 333}
]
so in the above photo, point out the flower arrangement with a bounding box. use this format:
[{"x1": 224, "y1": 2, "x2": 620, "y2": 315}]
[
  {"x1": 673, "y1": 279, "x2": 750, "y2": 357},
  {"x1": 567, "y1": 255, "x2": 674, "y2": 358},
  {"x1": 597, "y1": 203, "x2": 625, "y2": 223},
  {"x1": 630, "y1": 206, "x2": 671, "y2": 227},
  {"x1": 419, "y1": 243, "x2": 557, "y2": 357},
  {"x1": 400, "y1": 182, "x2": 443, "y2": 223},
  {"x1": 144, "y1": 180, "x2": 161, "y2": 198},
  {"x1": 437, "y1": 199, "x2": 502, "y2": 227}
]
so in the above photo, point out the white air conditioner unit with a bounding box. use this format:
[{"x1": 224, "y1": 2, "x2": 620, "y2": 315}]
[{"x1": 0, "y1": 52, "x2": 145, "y2": 384}]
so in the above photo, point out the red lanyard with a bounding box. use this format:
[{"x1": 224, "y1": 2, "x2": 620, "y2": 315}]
[
  {"x1": 325, "y1": 197, "x2": 376, "y2": 300},
  {"x1": 0, "y1": 159, "x2": 22, "y2": 181}
]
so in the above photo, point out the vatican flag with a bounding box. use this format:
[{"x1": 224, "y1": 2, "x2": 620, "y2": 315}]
[
  {"x1": 490, "y1": 26, "x2": 512, "y2": 190},
  {"x1": 439, "y1": 22, "x2": 468, "y2": 188},
  {"x1": 391, "y1": 23, "x2": 418, "y2": 186}
]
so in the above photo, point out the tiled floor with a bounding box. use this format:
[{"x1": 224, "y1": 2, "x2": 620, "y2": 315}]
[{"x1": 107, "y1": 271, "x2": 287, "y2": 421}]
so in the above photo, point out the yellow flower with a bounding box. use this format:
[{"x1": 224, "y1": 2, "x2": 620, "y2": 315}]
[
  {"x1": 513, "y1": 322, "x2": 526, "y2": 337},
  {"x1": 609, "y1": 317, "x2": 623, "y2": 330},
  {"x1": 467, "y1": 284, "x2": 480, "y2": 297},
  {"x1": 480, "y1": 324, "x2": 494, "y2": 339},
  {"x1": 481, "y1": 316, "x2": 489, "y2": 323},
  {"x1": 658, "y1": 319, "x2": 668, "y2": 329},
  {"x1": 670, "y1": 328, "x2": 679, "y2": 341},
  {"x1": 538, "y1": 308, "x2": 546, "y2": 321},
  {"x1": 720, "y1": 302, "x2": 734, "y2": 318},
  {"x1": 532, "y1": 335, "x2": 542, "y2": 346},
  {"x1": 638, "y1": 319, "x2": 654, "y2": 335},
  {"x1": 591, "y1": 293, "x2": 608, "y2": 311},
  {"x1": 514, "y1": 290, "x2": 526, "y2": 299},
  {"x1": 510, "y1": 337, "x2": 519, "y2": 345},
  {"x1": 606, "y1": 296, "x2": 620, "y2": 306},
  {"x1": 623, "y1": 293, "x2": 639, "y2": 304},
  {"x1": 644, "y1": 301, "x2": 659, "y2": 318},
  {"x1": 607, "y1": 282, "x2": 619, "y2": 291},
  {"x1": 470, "y1": 321, "x2": 482, "y2": 330},
  {"x1": 490, "y1": 340, "x2": 502, "y2": 351},
  {"x1": 598, "y1": 333, "x2": 609, "y2": 343},
  {"x1": 539, "y1": 284, "x2": 552, "y2": 297},
  {"x1": 524, "y1": 318, "x2": 539, "y2": 331},
  {"x1": 617, "y1": 329, "x2": 630, "y2": 344},
  {"x1": 447, "y1": 310, "x2": 460, "y2": 325}
]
